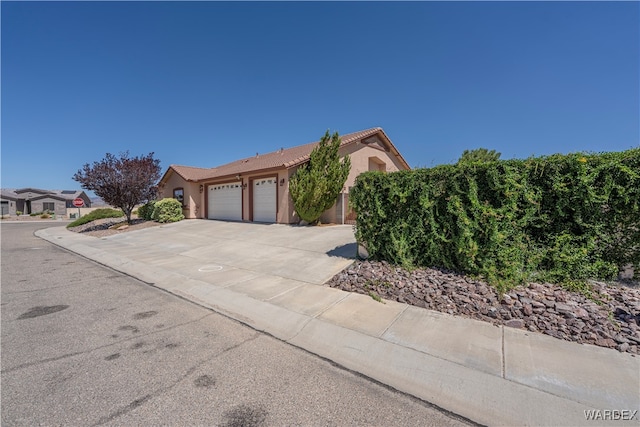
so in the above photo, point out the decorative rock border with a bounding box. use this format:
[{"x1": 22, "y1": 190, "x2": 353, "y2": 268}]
[{"x1": 326, "y1": 260, "x2": 640, "y2": 355}]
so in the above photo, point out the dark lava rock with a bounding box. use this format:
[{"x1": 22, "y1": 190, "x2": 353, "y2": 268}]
[
  {"x1": 505, "y1": 319, "x2": 525, "y2": 329},
  {"x1": 326, "y1": 260, "x2": 640, "y2": 355}
]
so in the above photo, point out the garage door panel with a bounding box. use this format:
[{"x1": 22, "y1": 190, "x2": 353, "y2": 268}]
[
  {"x1": 253, "y1": 177, "x2": 277, "y2": 223},
  {"x1": 208, "y1": 183, "x2": 242, "y2": 221}
]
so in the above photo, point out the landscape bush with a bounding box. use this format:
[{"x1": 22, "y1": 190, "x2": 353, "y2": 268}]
[
  {"x1": 66, "y1": 208, "x2": 125, "y2": 228},
  {"x1": 137, "y1": 201, "x2": 156, "y2": 221},
  {"x1": 350, "y1": 148, "x2": 640, "y2": 293},
  {"x1": 151, "y1": 198, "x2": 184, "y2": 223}
]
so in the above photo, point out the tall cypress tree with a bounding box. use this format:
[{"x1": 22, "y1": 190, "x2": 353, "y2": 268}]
[{"x1": 289, "y1": 130, "x2": 351, "y2": 224}]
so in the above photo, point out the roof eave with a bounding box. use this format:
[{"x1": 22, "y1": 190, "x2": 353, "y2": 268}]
[
  {"x1": 376, "y1": 128, "x2": 411, "y2": 170},
  {"x1": 198, "y1": 165, "x2": 287, "y2": 183},
  {"x1": 159, "y1": 165, "x2": 198, "y2": 186},
  {"x1": 328, "y1": 127, "x2": 411, "y2": 170}
]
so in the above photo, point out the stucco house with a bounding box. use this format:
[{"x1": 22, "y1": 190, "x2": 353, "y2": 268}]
[
  {"x1": 158, "y1": 127, "x2": 410, "y2": 224},
  {"x1": 0, "y1": 188, "x2": 91, "y2": 217}
]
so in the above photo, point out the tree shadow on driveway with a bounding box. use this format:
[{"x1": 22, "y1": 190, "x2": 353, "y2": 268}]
[{"x1": 326, "y1": 242, "x2": 357, "y2": 259}]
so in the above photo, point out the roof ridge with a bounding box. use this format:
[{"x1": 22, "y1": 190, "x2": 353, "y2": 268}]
[
  {"x1": 234, "y1": 127, "x2": 383, "y2": 161},
  {"x1": 211, "y1": 127, "x2": 386, "y2": 171},
  {"x1": 170, "y1": 164, "x2": 215, "y2": 170}
]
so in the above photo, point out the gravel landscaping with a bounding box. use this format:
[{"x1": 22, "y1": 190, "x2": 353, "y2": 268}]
[
  {"x1": 68, "y1": 217, "x2": 161, "y2": 237},
  {"x1": 327, "y1": 260, "x2": 640, "y2": 355}
]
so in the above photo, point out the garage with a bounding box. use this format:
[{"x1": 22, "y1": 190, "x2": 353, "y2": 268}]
[
  {"x1": 208, "y1": 183, "x2": 242, "y2": 221},
  {"x1": 252, "y1": 177, "x2": 277, "y2": 222}
]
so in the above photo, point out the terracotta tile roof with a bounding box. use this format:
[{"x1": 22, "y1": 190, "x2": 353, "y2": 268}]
[
  {"x1": 203, "y1": 128, "x2": 386, "y2": 179},
  {"x1": 210, "y1": 141, "x2": 317, "y2": 178},
  {"x1": 162, "y1": 127, "x2": 409, "y2": 184},
  {"x1": 282, "y1": 128, "x2": 384, "y2": 168},
  {"x1": 167, "y1": 165, "x2": 217, "y2": 182}
]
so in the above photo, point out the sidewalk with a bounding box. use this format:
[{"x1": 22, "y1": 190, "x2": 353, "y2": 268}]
[{"x1": 35, "y1": 221, "x2": 639, "y2": 426}]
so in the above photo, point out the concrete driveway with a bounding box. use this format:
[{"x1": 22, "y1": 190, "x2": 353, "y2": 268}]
[{"x1": 78, "y1": 219, "x2": 356, "y2": 285}]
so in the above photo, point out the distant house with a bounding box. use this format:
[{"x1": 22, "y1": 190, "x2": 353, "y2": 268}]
[
  {"x1": 158, "y1": 127, "x2": 410, "y2": 224},
  {"x1": 0, "y1": 188, "x2": 91, "y2": 216}
]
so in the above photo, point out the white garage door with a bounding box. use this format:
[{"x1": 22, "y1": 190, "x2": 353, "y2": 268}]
[
  {"x1": 208, "y1": 183, "x2": 242, "y2": 221},
  {"x1": 253, "y1": 177, "x2": 277, "y2": 223}
]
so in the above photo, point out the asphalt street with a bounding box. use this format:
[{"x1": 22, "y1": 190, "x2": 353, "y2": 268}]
[{"x1": 1, "y1": 222, "x2": 470, "y2": 426}]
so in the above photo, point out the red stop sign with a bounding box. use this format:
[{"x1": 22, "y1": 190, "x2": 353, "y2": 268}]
[{"x1": 72, "y1": 198, "x2": 84, "y2": 207}]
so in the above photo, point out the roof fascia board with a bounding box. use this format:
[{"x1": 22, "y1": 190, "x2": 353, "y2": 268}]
[
  {"x1": 159, "y1": 167, "x2": 177, "y2": 185},
  {"x1": 198, "y1": 165, "x2": 284, "y2": 184},
  {"x1": 377, "y1": 128, "x2": 411, "y2": 170}
]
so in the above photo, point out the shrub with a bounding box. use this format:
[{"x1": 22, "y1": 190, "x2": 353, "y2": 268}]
[
  {"x1": 151, "y1": 198, "x2": 184, "y2": 223},
  {"x1": 67, "y1": 208, "x2": 125, "y2": 228},
  {"x1": 16, "y1": 211, "x2": 22, "y2": 216},
  {"x1": 137, "y1": 201, "x2": 156, "y2": 221},
  {"x1": 40, "y1": 213, "x2": 50, "y2": 219},
  {"x1": 351, "y1": 148, "x2": 640, "y2": 292}
]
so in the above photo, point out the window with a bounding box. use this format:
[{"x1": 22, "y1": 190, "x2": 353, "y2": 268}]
[
  {"x1": 43, "y1": 202, "x2": 55, "y2": 212},
  {"x1": 173, "y1": 188, "x2": 184, "y2": 205},
  {"x1": 368, "y1": 157, "x2": 386, "y2": 172}
]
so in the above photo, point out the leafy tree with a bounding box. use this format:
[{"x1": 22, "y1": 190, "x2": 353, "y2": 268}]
[
  {"x1": 73, "y1": 152, "x2": 161, "y2": 224},
  {"x1": 289, "y1": 130, "x2": 351, "y2": 224},
  {"x1": 458, "y1": 148, "x2": 501, "y2": 164}
]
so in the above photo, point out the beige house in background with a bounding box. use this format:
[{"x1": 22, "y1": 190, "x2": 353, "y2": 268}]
[
  {"x1": 0, "y1": 188, "x2": 91, "y2": 217},
  {"x1": 158, "y1": 127, "x2": 410, "y2": 224}
]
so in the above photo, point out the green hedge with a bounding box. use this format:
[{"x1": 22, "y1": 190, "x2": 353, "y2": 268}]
[
  {"x1": 350, "y1": 148, "x2": 640, "y2": 292},
  {"x1": 67, "y1": 208, "x2": 125, "y2": 228}
]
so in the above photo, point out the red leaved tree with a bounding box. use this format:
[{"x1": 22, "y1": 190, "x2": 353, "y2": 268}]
[{"x1": 73, "y1": 152, "x2": 161, "y2": 224}]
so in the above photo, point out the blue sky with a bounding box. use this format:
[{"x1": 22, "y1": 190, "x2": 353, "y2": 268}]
[{"x1": 2, "y1": 1, "x2": 638, "y2": 194}]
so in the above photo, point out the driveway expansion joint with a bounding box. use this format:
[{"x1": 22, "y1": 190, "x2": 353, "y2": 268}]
[{"x1": 378, "y1": 304, "x2": 410, "y2": 339}]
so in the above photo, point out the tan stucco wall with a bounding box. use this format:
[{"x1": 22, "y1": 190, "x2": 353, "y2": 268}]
[
  {"x1": 161, "y1": 171, "x2": 202, "y2": 219},
  {"x1": 184, "y1": 182, "x2": 203, "y2": 219},
  {"x1": 339, "y1": 141, "x2": 406, "y2": 191},
  {"x1": 275, "y1": 170, "x2": 292, "y2": 223}
]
